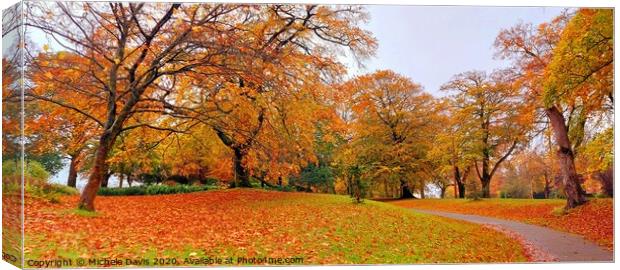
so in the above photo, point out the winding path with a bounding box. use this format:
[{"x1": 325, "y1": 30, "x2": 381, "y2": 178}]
[{"x1": 411, "y1": 209, "x2": 613, "y2": 262}]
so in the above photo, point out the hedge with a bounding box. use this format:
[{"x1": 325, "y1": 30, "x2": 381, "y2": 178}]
[{"x1": 97, "y1": 184, "x2": 215, "y2": 196}]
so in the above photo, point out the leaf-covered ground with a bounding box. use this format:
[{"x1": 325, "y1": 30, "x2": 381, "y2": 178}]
[
  {"x1": 389, "y1": 198, "x2": 613, "y2": 250},
  {"x1": 2, "y1": 194, "x2": 22, "y2": 267},
  {"x1": 24, "y1": 189, "x2": 528, "y2": 266}
]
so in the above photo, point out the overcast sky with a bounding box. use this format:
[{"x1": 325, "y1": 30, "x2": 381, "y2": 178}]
[{"x1": 353, "y1": 5, "x2": 565, "y2": 96}]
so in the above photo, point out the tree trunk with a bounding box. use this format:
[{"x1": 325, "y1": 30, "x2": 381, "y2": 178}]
[
  {"x1": 419, "y1": 180, "x2": 425, "y2": 199},
  {"x1": 453, "y1": 182, "x2": 458, "y2": 198},
  {"x1": 457, "y1": 182, "x2": 465, "y2": 198},
  {"x1": 78, "y1": 134, "x2": 114, "y2": 211},
  {"x1": 101, "y1": 172, "x2": 111, "y2": 188},
  {"x1": 546, "y1": 106, "x2": 586, "y2": 209},
  {"x1": 480, "y1": 157, "x2": 491, "y2": 198},
  {"x1": 384, "y1": 178, "x2": 390, "y2": 198},
  {"x1": 258, "y1": 177, "x2": 275, "y2": 188},
  {"x1": 400, "y1": 179, "x2": 415, "y2": 199},
  {"x1": 595, "y1": 167, "x2": 613, "y2": 197},
  {"x1": 67, "y1": 154, "x2": 79, "y2": 188},
  {"x1": 233, "y1": 147, "x2": 251, "y2": 187},
  {"x1": 481, "y1": 177, "x2": 491, "y2": 198},
  {"x1": 543, "y1": 173, "x2": 551, "y2": 199},
  {"x1": 454, "y1": 166, "x2": 466, "y2": 198},
  {"x1": 119, "y1": 174, "x2": 124, "y2": 188}
]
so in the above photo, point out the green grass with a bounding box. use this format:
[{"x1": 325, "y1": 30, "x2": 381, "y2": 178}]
[{"x1": 67, "y1": 209, "x2": 101, "y2": 218}]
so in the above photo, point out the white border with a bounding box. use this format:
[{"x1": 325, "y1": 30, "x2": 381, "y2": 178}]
[{"x1": 1, "y1": 1, "x2": 617, "y2": 270}]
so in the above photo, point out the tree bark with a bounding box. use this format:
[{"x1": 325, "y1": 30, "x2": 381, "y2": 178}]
[
  {"x1": 101, "y1": 171, "x2": 111, "y2": 188},
  {"x1": 128, "y1": 175, "x2": 133, "y2": 187},
  {"x1": 543, "y1": 172, "x2": 551, "y2": 199},
  {"x1": 78, "y1": 134, "x2": 115, "y2": 211},
  {"x1": 546, "y1": 106, "x2": 587, "y2": 209},
  {"x1": 475, "y1": 141, "x2": 517, "y2": 199},
  {"x1": 454, "y1": 165, "x2": 471, "y2": 198},
  {"x1": 233, "y1": 147, "x2": 251, "y2": 187},
  {"x1": 419, "y1": 180, "x2": 425, "y2": 199},
  {"x1": 481, "y1": 178, "x2": 491, "y2": 198},
  {"x1": 400, "y1": 179, "x2": 415, "y2": 199},
  {"x1": 67, "y1": 154, "x2": 79, "y2": 188},
  {"x1": 457, "y1": 182, "x2": 465, "y2": 199},
  {"x1": 595, "y1": 167, "x2": 613, "y2": 197},
  {"x1": 480, "y1": 153, "x2": 491, "y2": 198},
  {"x1": 453, "y1": 165, "x2": 466, "y2": 198},
  {"x1": 119, "y1": 173, "x2": 124, "y2": 188}
]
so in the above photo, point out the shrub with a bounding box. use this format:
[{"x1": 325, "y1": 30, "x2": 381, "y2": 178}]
[
  {"x1": 2, "y1": 159, "x2": 75, "y2": 203},
  {"x1": 2, "y1": 159, "x2": 50, "y2": 187},
  {"x1": 264, "y1": 185, "x2": 295, "y2": 192},
  {"x1": 548, "y1": 190, "x2": 567, "y2": 199},
  {"x1": 48, "y1": 184, "x2": 79, "y2": 195},
  {"x1": 466, "y1": 191, "x2": 483, "y2": 201},
  {"x1": 98, "y1": 184, "x2": 215, "y2": 196}
]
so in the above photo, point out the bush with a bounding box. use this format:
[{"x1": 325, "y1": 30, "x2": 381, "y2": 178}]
[
  {"x1": 2, "y1": 159, "x2": 50, "y2": 184},
  {"x1": 548, "y1": 190, "x2": 567, "y2": 199},
  {"x1": 264, "y1": 185, "x2": 295, "y2": 192},
  {"x1": 2, "y1": 159, "x2": 75, "y2": 203},
  {"x1": 45, "y1": 184, "x2": 79, "y2": 195},
  {"x1": 98, "y1": 184, "x2": 215, "y2": 196},
  {"x1": 466, "y1": 191, "x2": 483, "y2": 201}
]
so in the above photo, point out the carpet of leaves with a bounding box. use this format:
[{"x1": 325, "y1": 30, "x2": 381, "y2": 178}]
[
  {"x1": 24, "y1": 189, "x2": 528, "y2": 265},
  {"x1": 389, "y1": 198, "x2": 613, "y2": 250},
  {"x1": 2, "y1": 194, "x2": 23, "y2": 267}
]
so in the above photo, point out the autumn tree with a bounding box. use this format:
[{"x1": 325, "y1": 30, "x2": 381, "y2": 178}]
[
  {"x1": 544, "y1": 9, "x2": 613, "y2": 199},
  {"x1": 495, "y1": 9, "x2": 613, "y2": 208},
  {"x1": 581, "y1": 128, "x2": 613, "y2": 196},
  {"x1": 26, "y1": 3, "x2": 375, "y2": 210},
  {"x1": 498, "y1": 150, "x2": 555, "y2": 198},
  {"x1": 27, "y1": 2, "x2": 256, "y2": 211},
  {"x1": 154, "y1": 124, "x2": 232, "y2": 184},
  {"x1": 27, "y1": 57, "x2": 104, "y2": 186},
  {"x1": 341, "y1": 70, "x2": 438, "y2": 199},
  {"x1": 166, "y1": 4, "x2": 376, "y2": 188},
  {"x1": 441, "y1": 70, "x2": 530, "y2": 198},
  {"x1": 430, "y1": 101, "x2": 475, "y2": 198}
]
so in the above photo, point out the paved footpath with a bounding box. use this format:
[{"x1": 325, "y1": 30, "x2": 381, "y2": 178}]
[{"x1": 411, "y1": 209, "x2": 613, "y2": 262}]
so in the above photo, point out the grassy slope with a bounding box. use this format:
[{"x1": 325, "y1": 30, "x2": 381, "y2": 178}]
[
  {"x1": 24, "y1": 189, "x2": 528, "y2": 265},
  {"x1": 389, "y1": 198, "x2": 613, "y2": 250}
]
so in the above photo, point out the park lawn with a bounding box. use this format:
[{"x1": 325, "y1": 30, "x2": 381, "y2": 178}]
[
  {"x1": 389, "y1": 198, "x2": 613, "y2": 250},
  {"x1": 24, "y1": 189, "x2": 529, "y2": 266}
]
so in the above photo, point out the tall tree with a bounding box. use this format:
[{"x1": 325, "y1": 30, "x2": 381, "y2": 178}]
[
  {"x1": 27, "y1": 2, "x2": 249, "y2": 210},
  {"x1": 342, "y1": 70, "x2": 438, "y2": 199},
  {"x1": 495, "y1": 9, "x2": 612, "y2": 208},
  {"x1": 27, "y1": 3, "x2": 375, "y2": 210},
  {"x1": 441, "y1": 71, "x2": 530, "y2": 198},
  {"x1": 431, "y1": 100, "x2": 475, "y2": 198},
  {"x1": 166, "y1": 4, "x2": 376, "y2": 187}
]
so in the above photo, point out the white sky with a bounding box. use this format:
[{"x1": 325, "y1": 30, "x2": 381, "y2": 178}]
[{"x1": 354, "y1": 5, "x2": 565, "y2": 96}]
